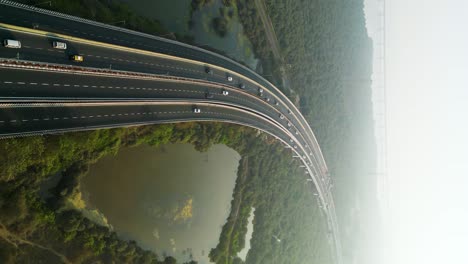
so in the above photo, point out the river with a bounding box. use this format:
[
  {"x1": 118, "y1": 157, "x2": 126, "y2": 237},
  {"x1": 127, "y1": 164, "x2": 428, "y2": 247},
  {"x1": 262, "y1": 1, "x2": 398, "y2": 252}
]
[{"x1": 81, "y1": 143, "x2": 240, "y2": 263}]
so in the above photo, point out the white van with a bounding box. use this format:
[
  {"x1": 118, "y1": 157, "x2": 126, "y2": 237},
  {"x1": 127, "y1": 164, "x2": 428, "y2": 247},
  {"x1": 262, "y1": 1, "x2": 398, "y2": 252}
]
[
  {"x1": 52, "y1": 41, "x2": 67, "y2": 49},
  {"x1": 3, "y1": 39, "x2": 21, "y2": 48}
]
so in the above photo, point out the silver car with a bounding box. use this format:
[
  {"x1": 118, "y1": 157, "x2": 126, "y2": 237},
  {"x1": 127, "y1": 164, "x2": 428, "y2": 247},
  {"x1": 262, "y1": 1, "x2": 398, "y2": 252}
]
[{"x1": 52, "y1": 41, "x2": 67, "y2": 49}]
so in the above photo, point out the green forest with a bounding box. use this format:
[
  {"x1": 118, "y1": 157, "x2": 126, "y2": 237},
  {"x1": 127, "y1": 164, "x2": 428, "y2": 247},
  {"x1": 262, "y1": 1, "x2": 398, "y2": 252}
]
[
  {"x1": 233, "y1": 0, "x2": 380, "y2": 263},
  {"x1": 0, "y1": 122, "x2": 332, "y2": 263}
]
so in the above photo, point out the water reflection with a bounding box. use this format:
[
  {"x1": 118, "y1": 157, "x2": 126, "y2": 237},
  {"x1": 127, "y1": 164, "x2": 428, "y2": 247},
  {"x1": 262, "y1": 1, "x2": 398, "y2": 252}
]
[
  {"x1": 121, "y1": 0, "x2": 258, "y2": 68},
  {"x1": 82, "y1": 144, "x2": 240, "y2": 263}
]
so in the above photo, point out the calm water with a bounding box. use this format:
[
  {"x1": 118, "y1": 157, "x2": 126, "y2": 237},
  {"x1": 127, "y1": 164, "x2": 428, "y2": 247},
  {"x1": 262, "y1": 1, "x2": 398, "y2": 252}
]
[
  {"x1": 237, "y1": 207, "x2": 255, "y2": 260},
  {"x1": 82, "y1": 144, "x2": 240, "y2": 263},
  {"x1": 122, "y1": 0, "x2": 258, "y2": 68}
]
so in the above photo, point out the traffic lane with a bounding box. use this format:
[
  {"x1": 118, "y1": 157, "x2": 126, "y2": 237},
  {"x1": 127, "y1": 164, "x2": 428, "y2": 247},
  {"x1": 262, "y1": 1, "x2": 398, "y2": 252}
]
[
  {"x1": 0, "y1": 5, "x2": 279, "y2": 96},
  {"x1": 0, "y1": 67, "x2": 307, "y2": 163},
  {"x1": 0, "y1": 68, "x2": 281, "y2": 124},
  {"x1": 0, "y1": 103, "x2": 287, "y2": 141},
  {"x1": 0, "y1": 21, "x2": 293, "y2": 126},
  {"x1": 0, "y1": 28, "x2": 234, "y2": 83},
  {"x1": 0, "y1": 30, "x2": 204, "y2": 78},
  {"x1": 0, "y1": 3, "x2": 310, "y2": 139}
]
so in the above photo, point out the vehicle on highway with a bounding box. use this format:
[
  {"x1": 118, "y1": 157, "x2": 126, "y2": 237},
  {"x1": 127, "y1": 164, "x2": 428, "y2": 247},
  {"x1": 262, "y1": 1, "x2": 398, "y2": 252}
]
[
  {"x1": 287, "y1": 122, "x2": 292, "y2": 127},
  {"x1": 3, "y1": 39, "x2": 21, "y2": 48},
  {"x1": 264, "y1": 97, "x2": 271, "y2": 102},
  {"x1": 70, "y1": 55, "x2": 84, "y2": 62},
  {"x1": 279, "y1": 114, "x2": 285, "y2": 119},
  {"x1": 52, "y1": 41, "x2": 67, "y2": 49},
  {"x1": 258, "y1": 87, "x2": 264, "y2": 93},
  {"x1": 287, "y1": 109, "x2": 292, "y2": 114},
  {"x1": 193, "y1": 107, "x2": 201, "y2": 113},
  {"x1": 295, "y1": 130, "x2": 299, "y2": 135},
  {"x1": 205, "y1": 92, "x2": 214, "y2": 99},
  {"x1": 239, "y1": 83, "x2": 246, "y2": 89},
  {"x1": 274, "y1": 100, "x2": 279, "y2": 106},
  {"x1": 205, "y1": 66, "x2": 213, "y2": 75},
  {"x1": 226, "y1": 75, "x2": 233, "y2": 82},
  {"x1": 221, "y1": 90, "x2": 229, "y2": 96}
]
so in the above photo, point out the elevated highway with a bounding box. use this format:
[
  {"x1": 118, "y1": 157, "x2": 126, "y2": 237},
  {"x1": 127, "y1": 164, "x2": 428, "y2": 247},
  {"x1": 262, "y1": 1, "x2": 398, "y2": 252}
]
[{"x1": 0, "y1": 1, "x2": 342, "y2": 262}]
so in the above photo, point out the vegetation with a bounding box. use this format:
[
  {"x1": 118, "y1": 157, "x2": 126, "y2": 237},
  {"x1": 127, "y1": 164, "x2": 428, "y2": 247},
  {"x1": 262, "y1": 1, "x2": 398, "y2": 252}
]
[
  {"x1": 232, "y1": 0, "x2": 379, "y2": 263},
  {"x1": 0, "y1": 122, "x2": 331, "y2": 263}
]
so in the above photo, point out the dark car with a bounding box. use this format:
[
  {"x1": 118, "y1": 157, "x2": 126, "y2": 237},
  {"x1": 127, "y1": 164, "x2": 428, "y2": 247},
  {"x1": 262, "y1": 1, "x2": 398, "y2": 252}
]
[{"x1": 205, "y1": 66, "x2": 213, "y2": 75}]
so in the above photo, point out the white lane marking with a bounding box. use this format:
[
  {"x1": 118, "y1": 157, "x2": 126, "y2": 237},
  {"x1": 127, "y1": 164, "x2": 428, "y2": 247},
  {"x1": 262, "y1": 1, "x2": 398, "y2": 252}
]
[
  {"x1": 64, "y1": 84, "x2": 70, "y2": 87},
  {"x1": 10, "y1": 120, "x2": 16, "y2": 123},
  {"x1": 22, "y1": 119, "x2": 28, "y2": 122},
  {"x1": 30, "y1": 82, "x2": 37, "y2": 85},
  {"x1": 17, "y1": 82, "x2": 25, "y2": 84},
  {"x1": 41, "y1": 83, "x2": 49, "y2": 86},
  {"x1": 96, "y1": 115, "x2": 101, "y2": 117},
  {"x1": 53, "y1": 117, "x2": 59, "y2": 120},
  {"x1": 88, "y1": 115, "x2": 94, "y2": 118},
  {"x1": 72, "y1": 116, "x2": 78, "y2": 119},
  {"x1": 3, "y1": 81, "x2": 12, "y2": 84},
  {"x1": 23, "y1": 45, "x2": 31, "y2": 48},
  {"x1": 35, "y1": 47, "x2": 43, "y2": 50},
  {"x1": 81, "y1": 116, "x2": 86, "y2": 118},
  {"x1": 53, "y1": 84, "x2": 60, "y2": 86},
  {"x1": 74, "y1": 85, "x2": 80, "y2": 87},
  {"x1": 33, "y1": 118, "x2": 39, "y2": 121},
  {"x1": 83, "y1": 85, "x2": 88, "y2": 87},
  {"x1": 43, "y1": 118, "x2": 49, "y2": 121},
  {"x1": 63, "y1": 117, "x2": 69, "y2": 120}
]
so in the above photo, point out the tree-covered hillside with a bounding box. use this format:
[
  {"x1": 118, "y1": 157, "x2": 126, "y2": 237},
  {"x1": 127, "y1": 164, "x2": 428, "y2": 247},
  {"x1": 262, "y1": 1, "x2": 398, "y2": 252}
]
[{"x1": 233, "y1": 0, "x2": 379, "y2": 263}]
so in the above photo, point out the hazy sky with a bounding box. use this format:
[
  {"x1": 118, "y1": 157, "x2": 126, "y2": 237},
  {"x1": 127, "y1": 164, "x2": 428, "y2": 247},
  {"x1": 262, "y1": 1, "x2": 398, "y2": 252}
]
[{"x1": 364, "y1": 0, "x2": 468, "y2": 264}]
